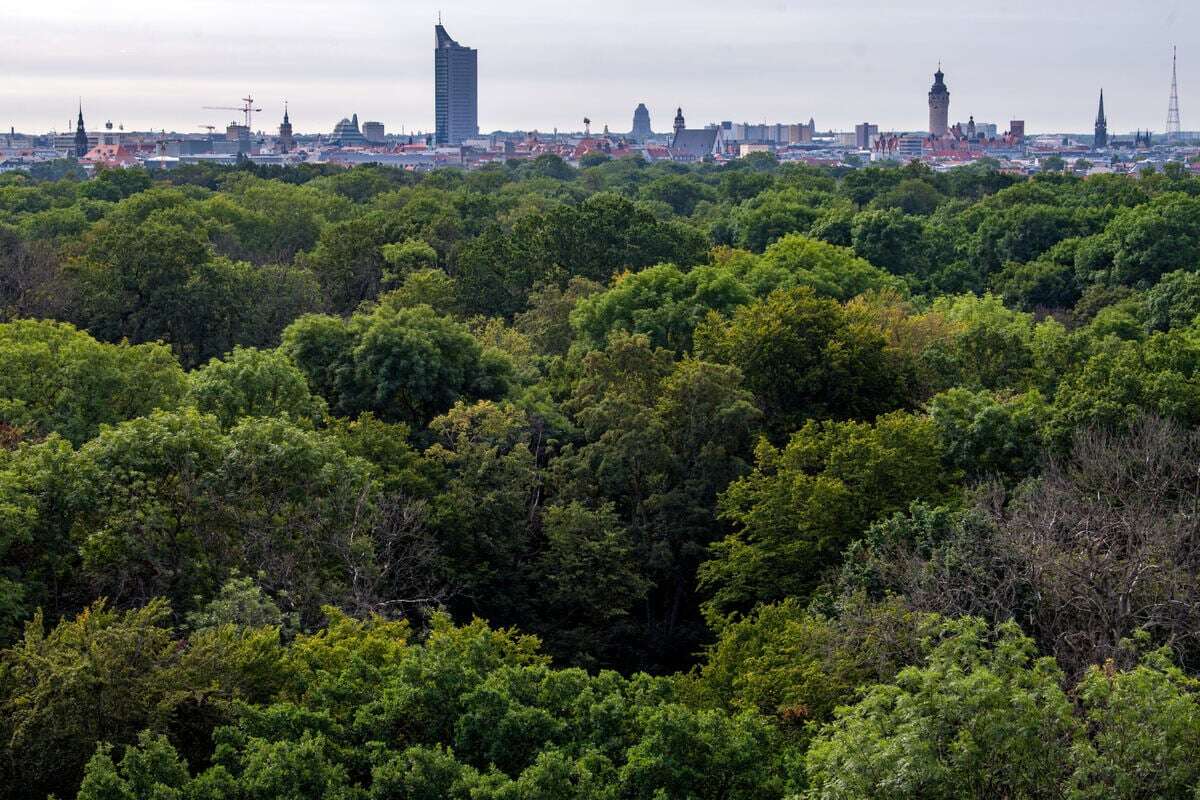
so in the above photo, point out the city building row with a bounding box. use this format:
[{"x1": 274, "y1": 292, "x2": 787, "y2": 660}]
[{"x1": 5, "y1": 39, "x2": 1199, "y2": 176}]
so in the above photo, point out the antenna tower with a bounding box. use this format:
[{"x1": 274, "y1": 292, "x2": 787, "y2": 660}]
[{"x1": 1168, "y1": 46, "x2": 1182, "y2": 141}]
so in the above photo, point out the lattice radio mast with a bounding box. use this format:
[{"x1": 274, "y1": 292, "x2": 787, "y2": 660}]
[{"x1": 1168, "y1": 46, "x2": 1182, "y2": 141}]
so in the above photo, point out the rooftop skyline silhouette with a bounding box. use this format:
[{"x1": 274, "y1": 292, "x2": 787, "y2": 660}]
[{"x1": 3, "y1": 0, "x2": 1195, "y2": 133}]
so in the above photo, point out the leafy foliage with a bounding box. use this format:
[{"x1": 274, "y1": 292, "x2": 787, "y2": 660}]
[{"x1": 6, "y1": 158, "x2": 1200, "y2": 800}]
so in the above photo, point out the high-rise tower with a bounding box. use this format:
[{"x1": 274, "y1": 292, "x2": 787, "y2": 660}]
[
  {"x1": 928, "y1": 66, "x2": 950, "y2": 137},
  {"x1": 73, "y1": 103, "x2": 88, "y2": 159},
  {"x1": 1168, "y1": 46, "x2": 1182, "y2": 141},
  {"x1": 1095, "y1": 89, "x2": 1108, "y2": 148},
  {"x1": 631, "y1": 103, "x2": 653, "y2": 141},
  {"x1": 435, "y1": 22, "x2": 478, "y2": 146}
]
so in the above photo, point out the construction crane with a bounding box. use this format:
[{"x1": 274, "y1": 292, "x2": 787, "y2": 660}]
[
  {"x1": 202, "y1": 94, "x2": 262, "y2": 131},
  {"x1": 198, "y1": 125, "x2": 217, "y2": 135}
]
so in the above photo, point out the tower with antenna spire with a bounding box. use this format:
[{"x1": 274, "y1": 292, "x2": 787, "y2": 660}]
[
  {"x1": 434, "y1": 19, "x2": 478, "y2": 145},
  {"x1": 1168, "y1": 46, "x2": 1182, "y2": 141},
  {"x1": 1095, "y1": 89, "x2": 1108, "y2": 148}
]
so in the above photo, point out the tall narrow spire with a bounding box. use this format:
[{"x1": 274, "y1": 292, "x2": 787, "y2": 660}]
[
  {"x1": 1095, "y1": 89, "x2": 1108, "y2": 148},
  {"x1": 277, "y1": 102, "x2": 294, "y2": 154},
  {"x1": 1168, "y1": 46, "x2": 1182, "y2": 140},
  {"x1": 74, "y1": 101, "x2": 89, "y2": 159}
]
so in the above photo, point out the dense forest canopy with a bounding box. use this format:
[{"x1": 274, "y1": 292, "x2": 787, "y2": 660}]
[{"x1": 5, "y1": 154, "x2": 1200, "y2": 798}]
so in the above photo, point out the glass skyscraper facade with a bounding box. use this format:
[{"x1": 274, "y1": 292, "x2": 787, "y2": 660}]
[{"x1": 435, "y1": 24, "x2": 478, "y2": 146}]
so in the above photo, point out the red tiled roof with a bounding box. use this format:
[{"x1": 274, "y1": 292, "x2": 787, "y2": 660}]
[{"x1": 81, "y1": 144, "x2": 138, "y2": 166}]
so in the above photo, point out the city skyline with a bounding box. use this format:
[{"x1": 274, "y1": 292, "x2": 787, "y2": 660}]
[{"x1": 2, "y1": 0, "x2": 1196, "y2": 135}]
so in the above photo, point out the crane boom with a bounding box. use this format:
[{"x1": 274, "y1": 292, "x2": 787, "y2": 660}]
[{"x1": 201, "y1": 94, "x2": 263, "y2": 130}]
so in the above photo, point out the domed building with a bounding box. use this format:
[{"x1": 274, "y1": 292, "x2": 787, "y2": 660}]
[{"x1": 331, "y1": 113, "x2": 367, "y2": 146}]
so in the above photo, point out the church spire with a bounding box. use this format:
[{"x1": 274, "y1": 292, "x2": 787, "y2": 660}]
[
  {"x1": 74, "y1": 101, "x2": 89, "y2": 159},
  {"x1": 1095, "y1": 89, "x2": 1109, "y2": 148},
  {"x1": 278, "y1": 102, "x2": 295, "y2": 154}
]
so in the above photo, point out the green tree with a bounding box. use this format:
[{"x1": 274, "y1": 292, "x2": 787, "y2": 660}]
[
  {"x1": 570, "y1": 263, "x2": 751, "y2": 353},
  {"x1": 850, "y1": 208, "x2": 931, "y2": 277},
  {"x1": 62, "y1": 410, "x2": 379, "y2": 619},
  {"x1": 919, "y1": 293, "x2": 1051, "y2": 394},
  {"x1": 0, "y1": 436, "x2": 80, "y2": 640},
  {"x1": 688, "y1": 595, "x2": 934, "y2": 731},
  {"x1": 300, "y1": 210, "x2": 415, "y2": 313},
  {"x1": 695, "y1": 287, "x2": 903, "y2": 437},
  {"x1": 753, "y1": 233, "x2": 905, "y2": 300},
  {"x1": 72, "y1": 216, "x2": 209, "y2": 352},
  {"x1": 1050, "y1": 331, "x2": 1200, "y2": 437},
  {"x1": 1069, "y1": 648, "x2": 1200, "y2": 800},
  {"x1": 533, "y1": 502, "x2": 650, "y2": 665},
  {"x1": 699, "y1": 412, "x2": 957, "y2": 624},
  {"x1": 76, "y1": 732, "x2": 192, "y2": 800},
  {"x1": 558, "y1": 336, "x2": 762, "y2": 667},
  {"x1": 805, "y1": 619, "x2": 1078, "y2": 800},
  {"x1": 928, "y1": 387, "x2": 1050, "y2": 484},
  {"x1": 731, "y1": 188, "x2": 830, "y2": 251},
  {"x1": 638, "y1": 174, "x2": 714, "y2": 216},
  {"x1": 1144, "y1": 269, "x2": 1200, "y2": 331},
  {"x1": 423, "y1": 401, "x2": 543, "y2": 629},
  {"x1": 513, "y1": 277, "x2": 602, "y2": 356},
  {"x1": 0, "y1": 319, "x2": 186, "y2": 445},
  {"x1": 1080, "y1": 194, "x2": 1200, "y2": 287},
  {"x1": 188, "y1": 346, "x2": 326, "y2": 429},
  {"x1": 72, "y1": 213, "x2": 319, "y2": 367},
  {"x1": 618, "y1": 705, "x2": 785, "y2": 800},
  {"x1": 870, "y1": 177, "x2": 945, "y2": 215},
  {"x1": 380, "y1": 269, "x2": 461, "y2": 315},
  {"x1": 991, "y1": 256, "x2": 1083, "y2": 311},
  {"x1": 381, "y1": 238, "x2": 439, "y2": 287},
  {"x1": 185, "y1": 573, "x2": 298, "y2": 634},
  {"x1": 0, "y1": 600, "x2": 282, "y2": 800},
  {"x1": 972, "y1": 203, "x2": 1099, "y2": 277},
  {"x1": 282, "y1": 303, "x2": 512, "y2": 427}
]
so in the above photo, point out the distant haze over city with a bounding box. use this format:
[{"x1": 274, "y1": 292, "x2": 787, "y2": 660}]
[{"x1": 3, "y1": 0, "x2": 1197, "y2": 134}]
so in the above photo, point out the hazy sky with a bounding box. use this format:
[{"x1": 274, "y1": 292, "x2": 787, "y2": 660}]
[{"x1": 2, "y1": 0, "x2": 1195, "y2": 136}]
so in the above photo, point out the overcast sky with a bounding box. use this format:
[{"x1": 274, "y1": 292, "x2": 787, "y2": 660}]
[{"x1": 1, "y1": 0, "x2": 1195, "y2": 136}]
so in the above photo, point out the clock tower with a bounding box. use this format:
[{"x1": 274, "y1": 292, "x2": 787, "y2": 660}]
[{"x1": 928, "y1": 66, "x2": 950, "y2": 137}]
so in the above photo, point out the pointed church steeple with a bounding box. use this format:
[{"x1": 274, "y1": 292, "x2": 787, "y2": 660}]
[
  {"x1": 1095, "y1": 89, "x2": 1108, "y2": 148},
  {"x1": 278, "y1": 101, "x2": 295, "y2": 154},
  {"x1": 74, "y1": 101, "x2": 89, "y2": 160}
]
